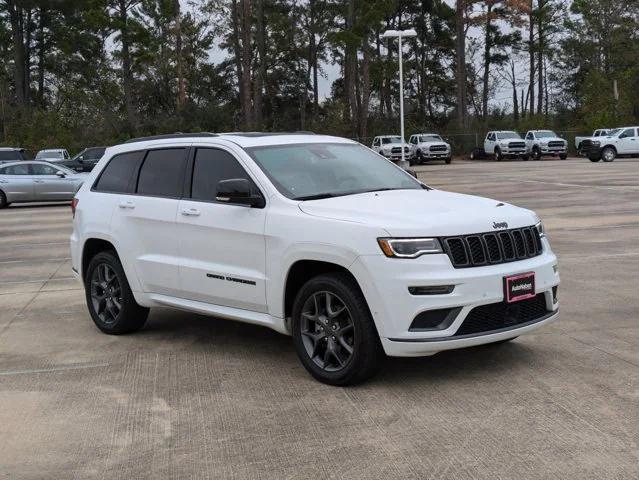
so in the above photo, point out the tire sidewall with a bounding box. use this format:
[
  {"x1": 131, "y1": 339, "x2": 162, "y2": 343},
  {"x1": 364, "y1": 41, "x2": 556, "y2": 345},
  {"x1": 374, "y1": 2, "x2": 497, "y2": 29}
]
[
  {"x1": 0, "y1": 190, "x2": 7, "y2": 208},
  {"x1": 291, "y1": 274, "x2": 380, "y2": 385},
  {"x1": 602, "y1": 147, "x2": 616, "y2": 162}
]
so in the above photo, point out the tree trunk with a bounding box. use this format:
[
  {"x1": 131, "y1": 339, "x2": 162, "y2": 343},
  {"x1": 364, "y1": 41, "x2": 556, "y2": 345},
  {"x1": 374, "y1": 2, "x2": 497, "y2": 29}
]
[
  {"x1": 346, "y1": 0, "x2": 358, "y2": 135},
  {"x1": 254, "y1": 0, "x2": 265, "y2": 129},
  {"x1": 528, "y1": 0, "x2": 535, "y2": 117},
  {"x1": 482, "y1": 3, "x2": 493, "y2": 122},
  {"x1": 231, "y1": 0, "x2": 244, "y2": 125},
  {"x1": 359, "y1": 35, "x2": 370, "y2": 140},
  {"x1": 36, "y1": 6, "x2": 47, "y2": 107},
  {"x1": 455, "y1": 0, "x2": 467, "y2": 129},
  {"x1": 240, "y1": 0, "x2": 252, "y2": 130},
  {"x1": 309, "y1": 0, "x2": 319, "y2": 117},
  {"x1": 7, "y1": 1, "x2": 27, "y2": 106},
  {"x1": 173, "y1": 0, "x2": 186, "y2": 110},
  {"x1": 511, "y1": 62, "x2": 519, "y2": 124},
  {"x1": 537, "y1": 0, "x2": 544, "y2": 115},
  {"x1": 117, "y1": 0, "x2": 137, "y2": 134}
]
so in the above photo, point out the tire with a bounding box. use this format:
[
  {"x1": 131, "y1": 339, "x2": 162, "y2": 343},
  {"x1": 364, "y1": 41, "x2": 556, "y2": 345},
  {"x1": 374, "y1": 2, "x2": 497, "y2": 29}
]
[
  {"x1": 417, "y1": 150, "x2": 424, "y2": 164},
  {"x1": 559, "y1": 154, "x2": 567, "y2": 160},
  {"x1": 532, "y1": 147, "x2": 542, "y2": 161},
  {"x1": 602, "y1": 147, "x2": 616, "y2": 162},
  {"x1": 291, "y1": 273, "x2": 383, "y2": 386},
  {"x1": 84, "y1": 251, "x2": 149, "y2": 335},
  {"x1": 0, "y1": 190, "x2": 7, "y2": 209},
  {"x1": 445, "y1": 157, "x2": 452, "y2": 164},
  {"x1": 495, "y1": 148, "x2": 503, "y2": 162},
  {"x1": 589, "y1": 156, "x2": 601, "y2": 163},
  {"x1": 522, "y1": 155, "x2": 530, "y2": 161}
]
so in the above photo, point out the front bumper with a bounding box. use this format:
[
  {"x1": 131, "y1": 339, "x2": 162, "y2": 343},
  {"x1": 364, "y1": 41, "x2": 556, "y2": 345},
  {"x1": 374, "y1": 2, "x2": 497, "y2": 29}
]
[
  {"x1": 501, "y1": 148, "x2": 526, "y2": 156},
  {"x1": 350, "y1": 240, "x2": 559, "y2": 357},
  {"x1": 539, "y1": 147, "x2": 567, "y2": 155}
]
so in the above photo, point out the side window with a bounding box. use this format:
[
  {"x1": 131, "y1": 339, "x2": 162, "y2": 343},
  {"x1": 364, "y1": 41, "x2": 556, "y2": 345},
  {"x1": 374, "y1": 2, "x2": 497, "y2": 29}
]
[
  {"x1": 373, "y1": 138, "x2": 379, "y2": 146},
  {"x1": 136, "y1": 148, "x2": 187, "y2": 198},
  {"x1": 94, "y1": 151, "x2": 145, "y2": 193},
  {"x1": 526, "y1": 132, "x2": 533, "y2": 140},
  {"x1": 191, "y1": 148, "x2": 258, "y2": 203},
  {"x1": 620, "y1": 128, "x2": 635, "y2": 138},
  {"x1": 1, "y1": 164, "x2": 30, "y2": 175},
  {"x1": 30, "y1": 163, "x2": 59, "y2": 175}
]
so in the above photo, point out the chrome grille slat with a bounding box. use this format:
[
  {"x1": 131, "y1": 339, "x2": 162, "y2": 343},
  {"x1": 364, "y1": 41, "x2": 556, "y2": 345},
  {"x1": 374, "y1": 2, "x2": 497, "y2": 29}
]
[{"x1": 443, "y1": 226, "x2": 543, "y2": 268}]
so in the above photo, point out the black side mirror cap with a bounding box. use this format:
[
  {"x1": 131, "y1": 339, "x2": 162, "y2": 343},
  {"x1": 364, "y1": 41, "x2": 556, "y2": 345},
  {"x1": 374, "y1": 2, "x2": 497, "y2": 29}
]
[{"x1": 216, "y1": 178, "x2": 265, "y2": 208}]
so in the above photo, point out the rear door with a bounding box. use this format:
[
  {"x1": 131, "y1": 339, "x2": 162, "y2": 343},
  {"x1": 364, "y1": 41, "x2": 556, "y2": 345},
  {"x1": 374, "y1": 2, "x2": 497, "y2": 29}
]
[
  {"x1": 176, "y1": 146, "x2": 268, "y2": 312},
  {"x1": 109, "y1": 147, "x2": 188, "y2": 296},
  {"x1": 484, "y1": 133, "x2": 495, "y2": 153},
  {"x1": 30, "y1": 163, "x2": 77, "y2": 201},
  {"x1": 617, "y1": 128, "x2": 639, "y2": 154},
  {"x1": 0, "y1": 163, "x2": 34, "y2": 202}
]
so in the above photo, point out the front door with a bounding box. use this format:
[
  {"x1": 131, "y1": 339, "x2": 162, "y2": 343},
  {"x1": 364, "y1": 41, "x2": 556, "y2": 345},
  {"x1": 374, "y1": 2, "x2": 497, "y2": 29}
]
[
  {"x1": 177, "y1": 146, "x2": 268, "y2": 313},
  {"x1": 30, "y1": 163, "x2": 77, "y2": 201}
]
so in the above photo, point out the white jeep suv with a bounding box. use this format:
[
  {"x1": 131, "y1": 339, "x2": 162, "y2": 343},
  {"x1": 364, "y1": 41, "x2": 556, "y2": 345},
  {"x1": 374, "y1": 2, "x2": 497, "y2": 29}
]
[{"x1": 70, "y1": 133, "x2": 560, "y2": 385}]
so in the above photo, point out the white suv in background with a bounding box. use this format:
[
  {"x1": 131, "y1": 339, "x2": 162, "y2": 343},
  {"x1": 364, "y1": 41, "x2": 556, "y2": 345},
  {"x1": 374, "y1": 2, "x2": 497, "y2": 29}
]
[
  {"x1": 71, "y1": 133, "x2": 560, "y2": 385},
  {"x1": 371, "y1": 135, "x2": 410, "y2": 162},
  {"x1": 407, "y1": 133, "x2": 452, "y2": 165},
  {"x1": 524, "y1": 130, "x2": 568, "y2": 160}
]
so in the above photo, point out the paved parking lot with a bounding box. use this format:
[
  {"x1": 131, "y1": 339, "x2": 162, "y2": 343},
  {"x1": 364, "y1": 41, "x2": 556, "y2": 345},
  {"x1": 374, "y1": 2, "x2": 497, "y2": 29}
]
[{"x1": 1, "y1": 158, "x2": 639, "y2": 479}]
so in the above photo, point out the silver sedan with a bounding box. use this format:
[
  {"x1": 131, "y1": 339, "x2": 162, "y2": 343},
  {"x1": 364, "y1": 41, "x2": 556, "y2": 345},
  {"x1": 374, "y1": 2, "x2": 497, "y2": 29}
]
[{"x1": 0, "y1": 161, "x2": 88, "y2": 208}]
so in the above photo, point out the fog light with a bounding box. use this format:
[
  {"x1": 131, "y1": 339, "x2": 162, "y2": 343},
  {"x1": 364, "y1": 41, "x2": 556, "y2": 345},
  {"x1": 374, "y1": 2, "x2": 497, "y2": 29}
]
[
  {"x1": 552, "y1": 286, "x2": 558, "y2": 304},
  {"x1": 553, "y1": 264, "x2": 558, "y2": 274},
  {"x1": 408, "y1": 285, "x2": 455, "y2": 295}
]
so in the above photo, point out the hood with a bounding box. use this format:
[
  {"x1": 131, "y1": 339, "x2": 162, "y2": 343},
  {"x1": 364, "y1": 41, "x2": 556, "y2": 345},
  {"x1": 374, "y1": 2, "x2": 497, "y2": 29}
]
[
  {"x1": 381, "y1": 142, "x2": 409, "y2": 149},
  {"x1": 298, "y1": 189, "x2": 538, "y2": 237}
]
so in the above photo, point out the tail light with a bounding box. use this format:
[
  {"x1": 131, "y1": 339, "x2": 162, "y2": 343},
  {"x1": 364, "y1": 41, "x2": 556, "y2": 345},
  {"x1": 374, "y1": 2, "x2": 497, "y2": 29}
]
[{"x1": 71, "y1": 198, "x2": 79, "y2": 218}]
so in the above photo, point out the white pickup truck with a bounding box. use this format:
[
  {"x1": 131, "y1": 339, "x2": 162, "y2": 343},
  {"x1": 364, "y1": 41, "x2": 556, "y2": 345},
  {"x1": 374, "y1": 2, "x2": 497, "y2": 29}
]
[
  {"x1": 575, "y1": 129, "x2": 610, "y2": 154},
  {"x1": 581, "y1": 127, "x2": 639, "y2": 162},
  {"x1": 371, "y1": 135, "x2": 411, "y2": 163},
  {"x1": 407, "y1": 133, "x2": 452, "y2": 165},
  {"x1": 524, "y1": 130, "x2": 568, "y2": 160},
  {"x1": 470, "y1": 131, "x2": 527, "y2": 161}
]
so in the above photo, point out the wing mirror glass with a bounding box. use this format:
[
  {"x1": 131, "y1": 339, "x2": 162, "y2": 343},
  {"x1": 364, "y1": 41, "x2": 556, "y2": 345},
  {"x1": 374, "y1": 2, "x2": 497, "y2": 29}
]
[{"x1": 216, "y1": 178, "x2": 264, "y2": 208}]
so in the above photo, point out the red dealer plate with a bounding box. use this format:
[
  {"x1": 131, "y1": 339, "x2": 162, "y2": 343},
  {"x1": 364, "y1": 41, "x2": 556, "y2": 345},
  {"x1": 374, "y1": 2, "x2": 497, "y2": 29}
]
[{"x1": 504, "y1": 272, "x2": 536, "y2": 303}]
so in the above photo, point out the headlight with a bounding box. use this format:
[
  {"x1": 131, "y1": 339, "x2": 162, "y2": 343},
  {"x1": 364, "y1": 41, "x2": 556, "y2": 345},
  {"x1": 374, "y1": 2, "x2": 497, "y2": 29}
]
[
  {"x1": 535, "y1": 221, "x2": 545, "y2": 237},
  {"x1": 592, "y1": 141, "x2": 601, "y2": 146},
  {"x1": 377, "y1": 238, "x2": 443, "y2": 258}
]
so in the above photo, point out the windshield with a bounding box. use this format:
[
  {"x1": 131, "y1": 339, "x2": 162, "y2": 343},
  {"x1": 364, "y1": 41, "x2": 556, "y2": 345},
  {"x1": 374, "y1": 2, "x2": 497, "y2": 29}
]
[
  {"x1": 36, "y1": 151, "x2": 63, "y2": 159},
  {"x1": 381, "y1": 137, "x2": 403, "y2": 145},
  {"x1": 496, "y1": 132, "x2": 521, "y2": 140},
  {"x1": 73, "y1": 148, "x2": 105, "y2": 161},
  {"x1": 535, "y1": 131, "x2": 558, "y2": 139},
  {"x1": 246, "y1": 143, "x2": 423, "y2": 200},
  {"x1": 0, "y1": 151, "x2": 23, "y2": 161},
  {"x1": 418, "y1": 135, "x2": 442, "y2": 142},
  {"x1": 44, "y1": 163, "x2": 75, "y2": 175}
]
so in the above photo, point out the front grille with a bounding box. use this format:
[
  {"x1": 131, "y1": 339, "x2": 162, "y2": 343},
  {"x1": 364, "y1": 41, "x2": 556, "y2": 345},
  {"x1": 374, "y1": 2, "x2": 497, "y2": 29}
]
[
  {"x1": 430, "y1": 145, "x2": 447, "y2": 152},
  {"x1": 508, "y1": 141, "x2": 526, "y2": 149},
  {"x1": 548, "y1": 141, "x2": 565, "y2": 149},
  {"x1": 391, "y1": 147, "x2": 409, "y2": 154},
  {"x1": 442, "y1": 226, "x2": 543, "y2": 268},
  {"x1": 454, "y1": 294, "x2": 549, "y2": 336}
]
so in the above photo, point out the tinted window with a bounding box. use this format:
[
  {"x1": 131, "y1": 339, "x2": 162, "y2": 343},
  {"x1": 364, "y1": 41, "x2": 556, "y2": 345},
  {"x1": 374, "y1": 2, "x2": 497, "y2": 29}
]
[
  {"x1": 95, "y1": 151, "x2": 145, "y2": 193},
  {"x1": 0, "y1": 164, "x2": 30, "y2": 175},
  {"x1": 191, "y1": 148, "x2": 255, "y2": 202},
  {"x1": 85, "y1": 148, "x2": 106, "y2": 160},
  {"x1": 30, "y1": 163, "x2": 59, "y2": 175},
  {"x1": 620, "y1": 128, "x2": 636, "y2": 138},
  {"x1": 136, "y1": 148, "x2": 187, "y2": 198},
  {"x1": 0, "y1": 151, "x2": 24, "y2": 161}
]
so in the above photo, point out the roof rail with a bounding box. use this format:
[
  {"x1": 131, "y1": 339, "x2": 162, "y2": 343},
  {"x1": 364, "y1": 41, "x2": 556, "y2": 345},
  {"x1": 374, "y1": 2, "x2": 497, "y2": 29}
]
[
  {"x1": 219, "y1": 131, "x2": 316, "y2": 138},
  {"x1": 124, "y1": 132, "x2": 218, "y2": 144}
]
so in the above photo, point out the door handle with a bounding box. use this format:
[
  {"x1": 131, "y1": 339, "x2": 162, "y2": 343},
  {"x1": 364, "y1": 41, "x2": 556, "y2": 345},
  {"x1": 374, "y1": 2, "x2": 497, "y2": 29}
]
[
  {"x1": 33, "y1": 179, "x2": 45, "y2": 183},
  {"x1": 118, "y1": 200, "x2": 135, "y2": 209},
  {"x1": 181, "y1": 208, "x2": 201, "y2": 217}
]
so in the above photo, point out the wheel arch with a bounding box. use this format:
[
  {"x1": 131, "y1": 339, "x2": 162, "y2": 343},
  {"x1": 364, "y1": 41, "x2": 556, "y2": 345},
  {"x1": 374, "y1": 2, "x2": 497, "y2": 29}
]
[{"x1": 81, "y1": 238, "x2": 119, "y2": 281}]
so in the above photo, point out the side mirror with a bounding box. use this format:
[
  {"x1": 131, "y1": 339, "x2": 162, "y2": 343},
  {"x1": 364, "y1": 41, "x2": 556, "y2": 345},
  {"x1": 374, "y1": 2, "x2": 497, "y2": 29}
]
[
  {"x1": 78, "y1": 156, "x2": 84, "y2": 163},
  {"x1": 216, "y1": 178, "x2": 264, "y2": 208},
  {"x1": 56, "y1": 171, "x2": 66, "y2": 178}
]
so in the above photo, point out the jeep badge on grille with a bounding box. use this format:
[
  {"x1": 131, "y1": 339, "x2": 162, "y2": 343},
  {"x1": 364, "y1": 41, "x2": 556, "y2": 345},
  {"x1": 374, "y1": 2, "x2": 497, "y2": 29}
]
[{"x1": 493, "y1": 221, "x2": 508, "y2": 230}]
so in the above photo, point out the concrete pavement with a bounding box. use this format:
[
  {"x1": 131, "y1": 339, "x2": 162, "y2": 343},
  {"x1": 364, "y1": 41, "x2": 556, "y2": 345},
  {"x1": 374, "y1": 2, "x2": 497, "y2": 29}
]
[{"x1": 1, "y1": 158, "x2": 638, "y2": 479}]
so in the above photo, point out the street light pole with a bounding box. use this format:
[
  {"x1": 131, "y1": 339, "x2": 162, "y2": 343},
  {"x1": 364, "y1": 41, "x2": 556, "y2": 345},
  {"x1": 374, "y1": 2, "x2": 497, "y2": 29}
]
[{"x1": 382, "y1": 28, "x2": 417, "y2": 169}]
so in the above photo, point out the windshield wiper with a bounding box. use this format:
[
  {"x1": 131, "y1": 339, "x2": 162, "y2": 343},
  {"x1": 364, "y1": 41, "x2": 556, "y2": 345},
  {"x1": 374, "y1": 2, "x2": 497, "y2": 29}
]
[{"x1": 293, "y1": 192, "x2": 340, "y2": 201}]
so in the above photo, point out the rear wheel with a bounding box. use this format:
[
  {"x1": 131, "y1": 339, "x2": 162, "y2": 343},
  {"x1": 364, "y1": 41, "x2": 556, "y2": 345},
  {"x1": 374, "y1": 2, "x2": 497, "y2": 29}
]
[
  {"x1": 602, "y1": 147, "x2": 616, "y2": 162},
  {"x1": 291, "y1": 273, "x2": 383, "y2": 386},
  {"x1": 0, "y1": 190, "x2": 8, "y2": 209},
  {"x1": 85, "y1": 251, "x2": 149, "y2": 334}
]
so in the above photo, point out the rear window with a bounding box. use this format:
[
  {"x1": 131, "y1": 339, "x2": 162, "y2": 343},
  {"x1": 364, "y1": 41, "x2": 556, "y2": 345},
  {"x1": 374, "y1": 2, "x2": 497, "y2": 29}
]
[
  {"x1": 94, "y1": 151, "x2": 145, "y2": 193},
  {"x1": 0, "y1": 151, "x2": 24, "y2": 161},
  {"x1": 0, "y1": 163, "x2": 30, "y2": 175},
  {"x1": 136, "y1": 148, "x2": 187, "y2": 198}
]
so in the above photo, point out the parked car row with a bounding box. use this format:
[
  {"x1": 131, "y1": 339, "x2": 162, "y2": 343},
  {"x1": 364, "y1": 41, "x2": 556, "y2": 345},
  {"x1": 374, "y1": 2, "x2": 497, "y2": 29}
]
[
  {"x1": 371, "y1": 134, "x2": 452, "y2": 165},
  {"x1": 0, "y1": 146, "x2": 106, "y2": 172},
  {"x1": 471, "y1": 130, "x2": 568, "y2": 161}
]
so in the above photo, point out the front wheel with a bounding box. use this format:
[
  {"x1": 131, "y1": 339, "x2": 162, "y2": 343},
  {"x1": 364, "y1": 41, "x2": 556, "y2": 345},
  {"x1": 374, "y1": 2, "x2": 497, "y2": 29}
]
[
  {"x1": 532, "y1": 147, "x2": 542, "y2": 160},
  {"x1": 559, "y1": 154, "x2": 567, "y2": 160},
  {"x1": 522, "y1": 154, "x2": 530, "y2": 161},
  {"x1": 85, "y1": 251, "x2": 149, "y2": 334},
  {"x1": 291, "y1": 273, "x2": 383, "y2": 386},
  {"x1": 445, "y1": 157, "x2": 452, "y2": 164},
  {"x1": 602, "y1": 147, "x2": 616, "y2": 162},
  {"x1": 495, "y1": 148, "x2": 503, "y2": 162},
  {"x1": 589, "y1": 156, "x2": 601, "y2": 163}
]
